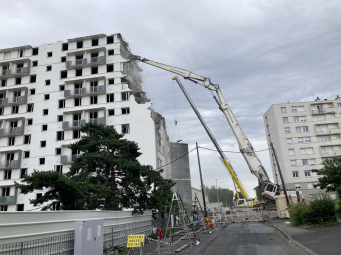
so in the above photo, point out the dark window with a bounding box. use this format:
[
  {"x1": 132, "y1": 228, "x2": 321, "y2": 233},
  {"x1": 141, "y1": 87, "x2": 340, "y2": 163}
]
[
  {"x1": 59, "y1": 85, "x2": 65, "y2": 91},
  {"x1": 16, "y1": 78, "x2": 21, "y2": 85},
  {"x1": 91, "y1": 52, "x2": 98, "y2": 58},
  {"x1": 1, "y1": 79, "x2": 6, "y2": 87},
  {"x1": 62, "y1": 43, "x2": 68, "y2": 51},
  {"x1": 45, "y1": 80, "x2": 50, "y2": 85},
  {"x1": 40, "y1": 141, "x2": 46, "y2": 147},
  {"x1": 27, "y1": 104, "x2": 34, "y2": 112},
  {"x1": 36, "y1": 193, "x2": 42, "y2": 199},
  {"x1": 122, "y1": 124, "x2": 130, "y2": 134},
  {"x1": 12, "y1": 106, "x2": 18, "y2": 114},
  {"x1": 0, "y1": 205, "x2": 8, "y2": 211},
  {"x1": 74, "y1": 98, "x2": 81, "y2": 106},
  {"x1": 17, "y1": 204, "x2": 24, "y2": 211},
  {"x1": 108, "y1": 79, "x2": 115, "y2": 84},
  {"x1": 30, "y1": 75, "x2": 36, "y2": 83},
  {"x1": 20, "y1": 169, "x2": 27, "y2": 178},
  {"x1": 43, "y1": 109, "x2": 48, "y2": 115},
  {"x1": 122, "y1": 107, "x2": 130, "y2": 114},
  {"x1": 24, "y1": 135, "x2": 31, "y2": 144},
  {"x1": 76, "y1": 69, "x2": 82, "y2": 77},
  {"x1": 61, "y1": 56, "x2": 66, "y2": 62},
  {"x1": 122, "y1": 92, "x2": 129, "y2": 101},
  {"x1": 32, "y1": 48, "x2": 39, "y2": 55},
  {"x1": 42, "y1": 124, "x2": 48, "y2": 131},
  {"x1": 73, "y1": 130, "x2": 81, "y2": 139},
  {"x1": 8, "y1": 137, "x2": 15, "y2": 146},
  {"x1": 92, "y1": 39, "x2": 98, "y2": 46},
  {"x1": 91, "y1": 67, "x2": 98, "y2": 74},
  {"x1": 39, "y1": 158, "x2": 45, "y2": 165},
  {"x1": 4, "y1": 170, "x2": 12, "y2": 180},
  {"x1": 77, "y1": 41, "x2": 83, "y2": 49},
  {"x1": 107, "y1": 94, "x2": 114, "y2": 102},
  {"x1": 30, "y1": 89, "x2": 35, "y2": 95},
  {"x1": 56, "y1": 148, "x2": 61, "y2": 155},
  {"x1": 107, "y1": 36, "x2": 114, "y2": 44},
  {"x1": 47, "y1": 52, "x2": 52, "y2": 57},
  {"x1": 108, "y1": 109, "x2": 115, "y2": 116},
  {"x1": 17, "y1": 63, "x2": 23, "y2": 69},
  {"x1": 46, "y1": 65, "x2": 52, "y2": 71},
  {"x1": 90, "y1": 96, "x2": 98, "y2": 104},
  {"x1": 57, "y1": 115, "x2": 63, "y2": 122},
  {"x1": 44, "y1": 94, "x2": 50, "y2": 100},
  {"x1": 55, "y1": 165, "x2": 63, "y2": 174},
  {"x1": 27, "y1": 119, "x2": 33, "y2": 125},
  {"x1": 61, "y1": 70, "x2": 67, "y2": 79},
  {"x1": 19, "y1": 50, "x2": 24, "y2": 57},
  {"x1": 24, "y1": 151, "x2": 30, "y2": 158},
  {"x1": 57, "y1": 131, "x2": 64, "y2": 141},
  {"x1": 0, "y1": 108, "x2": 3, "y2": 115},
  {"x1": 32, "y1": 61, "x2": 38, "y2": 66},
  {"x1": 107, "y1": 64, "x2": 114, "y2": 72},
  {"x1": 59, "y1": 100, "x2": 65, "y2": 108},
  {"x1": 108, "y1": 50, "x2": 114, "y2": 55}
]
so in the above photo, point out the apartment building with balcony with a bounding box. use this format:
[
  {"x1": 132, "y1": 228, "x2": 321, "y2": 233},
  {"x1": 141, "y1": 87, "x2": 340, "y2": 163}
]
[
  {"x1": 264, "y1": 97, "x2": 341, "y2": 201},
  {"x1": 0, "y1": 34, "x2": 171, "y2": 212}
]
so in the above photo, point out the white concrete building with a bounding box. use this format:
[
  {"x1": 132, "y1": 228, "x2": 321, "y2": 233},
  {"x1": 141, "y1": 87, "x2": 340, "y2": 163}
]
[
  {"x1": 263, "y1": 97, "x2": 341, "y2": 201},
  {"x1": 0, "y1": 33, "x2": 171, "y2": 212}
]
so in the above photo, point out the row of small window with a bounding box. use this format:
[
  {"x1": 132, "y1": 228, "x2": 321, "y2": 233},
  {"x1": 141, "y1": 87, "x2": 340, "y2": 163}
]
[
  {"x1": 288, "y1": 148, "x2": 314, "y2": 155},
  {"x1": 3, "y1": 167, "x2": 62, "y2": 183},
  {"x1": 293, "y1": 182, "x2": 318, "y2": 190},
  {"x1": 287, "y1": 135, "x2": 341, "y2": 144},
  {"x1": 0, "y1": 93, "x2": 129, "y2": 116},
  {"x1": 280, "y1": 103, "x2": 341, "y2": 114},
  {"x1": 281, "y1": 106, "x2": 305, "y2": 113},
  {"x1": 284, "y1": 126, "x2": 309, "y2": 134},
  {"x1": 0, "y1": 204, "x2": 24, "y2": 211},
  {"x1": 283, "y1": 114, "x2": 337, "y2": 123},
  {"x1": 0, "y1": 36, "x2": 115, "y2": 61},
  {"x1": 59, "y1": 65, "x2": 114, "y2": 79},
  {"x1": 290, "y1": 159, "x2": 317, "y2": 167}
]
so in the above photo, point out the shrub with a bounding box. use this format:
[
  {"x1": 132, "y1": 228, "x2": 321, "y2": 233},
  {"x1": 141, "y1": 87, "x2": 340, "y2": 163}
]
[
  {"x1": 289, "y1": 193, "x2": 336, "y2": 226},
  {"x1": 335, "y1": 201, "x2": 341, "y2": 213}
]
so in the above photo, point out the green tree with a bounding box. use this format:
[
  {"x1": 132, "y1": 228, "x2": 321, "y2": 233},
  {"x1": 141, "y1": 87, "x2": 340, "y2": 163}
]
[
  {"x1": 16, "y1": 123, "x2": 174, "y2": 213},
  {"x1": 205, "y1": 185, "x2": 234, "y2": 207},
  {"x1": 312, "y1": 157, "x2": 341, "y2": 204}
]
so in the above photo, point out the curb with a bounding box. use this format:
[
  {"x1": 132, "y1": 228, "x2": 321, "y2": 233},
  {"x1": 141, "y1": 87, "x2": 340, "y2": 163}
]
[{"x1": 270, "y1": 223, "x2": 318, "y2": 255}]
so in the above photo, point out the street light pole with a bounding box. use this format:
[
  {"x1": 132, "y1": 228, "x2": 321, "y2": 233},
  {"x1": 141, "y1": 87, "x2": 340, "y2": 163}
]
[
  {"x1": 177, "y1": 139, "x2": 185, "y2": 224},
  {"x1": 216, "y1": 179, "x2": 220, "y2": 207}
]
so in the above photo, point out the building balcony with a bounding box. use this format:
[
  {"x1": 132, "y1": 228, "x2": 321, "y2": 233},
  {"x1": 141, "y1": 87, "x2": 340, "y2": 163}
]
[
  {"x1": 60, "y1": 154, "x2": 82, "y2": 164},
  {"x1": 62, "y1": 119, "x2": 86, "y2": 130},
  {"x1": 64, "y1": 85, "x2": 106, "y2": 98},
  {"x1": 0, "y1": 189, "x2": 18, "y2": 205},
  {"x1": 0, "y1": 117, "x2": 25, "y2": 137},
  {"x1": 0, "y1": 59, "x2": 31, "y2": 78},
  {"x1": 0, "y1": 87, "x2": 28, "y2": 106},
  {"x1": 65, "y1": 56, "x2": 106, "y2": 69},
  {"x1": 0, "y1": 159, "x2": 21, "y2": 170},
  {"x1": 311, "y1": 108, "x2": 336, "y2": 114},
  {"x1": 0, "y1": 150, "x2": 22, "y2": 170},
  {"x1": 85, "y1": 117, "x2": 106, "y2": 125}
]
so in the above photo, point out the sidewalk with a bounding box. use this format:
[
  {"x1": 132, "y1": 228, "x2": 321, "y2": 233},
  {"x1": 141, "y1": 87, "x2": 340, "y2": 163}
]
[{"x1": 269, "y1": 219, "x2": 341, "y2": 255}]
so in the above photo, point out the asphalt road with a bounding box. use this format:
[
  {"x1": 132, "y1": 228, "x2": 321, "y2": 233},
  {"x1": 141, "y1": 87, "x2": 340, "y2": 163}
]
[
  {"x1": 182, "y1": 222, "x2": 307, "y2": 255},
  {"x1": 125, "y1": 222, "x2": 308, "y2": 254}
]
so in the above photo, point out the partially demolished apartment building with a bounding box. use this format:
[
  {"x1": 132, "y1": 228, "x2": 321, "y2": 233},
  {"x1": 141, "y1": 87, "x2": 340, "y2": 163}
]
[{"x1": 0, "y1": 34, "x2": 171, "y2": 211}]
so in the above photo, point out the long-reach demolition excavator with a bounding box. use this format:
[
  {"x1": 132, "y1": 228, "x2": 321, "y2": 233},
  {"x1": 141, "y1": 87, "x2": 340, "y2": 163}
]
[{"x1": 133, "y1": 56, "x2": 293, "y2": 206}]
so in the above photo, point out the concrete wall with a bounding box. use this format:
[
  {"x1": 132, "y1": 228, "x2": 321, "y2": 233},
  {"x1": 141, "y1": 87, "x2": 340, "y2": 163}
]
[
  {"x1": 263, "y1": 98, "x2": 341, "y2": 201},
  {"x1": 170, "y1": 142, "x2": 192, "y2": 207},
  {"x1": 191, "y1": 187, "x2": 209, "y2": 208},
  {"x1": 0, "y1": 210, "x2": 152, "y2": 245}
]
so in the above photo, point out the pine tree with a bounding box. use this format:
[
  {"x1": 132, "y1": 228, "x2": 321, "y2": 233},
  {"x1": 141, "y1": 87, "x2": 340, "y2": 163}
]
[{"x1": 16, "y1": 123, "x2": 174, "y2": 213}]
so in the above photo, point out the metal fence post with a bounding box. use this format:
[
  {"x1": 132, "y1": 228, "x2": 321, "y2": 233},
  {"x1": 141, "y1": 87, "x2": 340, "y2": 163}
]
[
  {"x1": 111, "y1": 227, "x2": 114, "y2": 249},
  {"x1": 158, "y1": 235, "x2": 161, "y2": 255},
  {"x1": 140, "y1": 242, "x2": 144, "y2": 255},
  {"x1": 20, "y1": 242, "x2": 23, "y2": 255}
]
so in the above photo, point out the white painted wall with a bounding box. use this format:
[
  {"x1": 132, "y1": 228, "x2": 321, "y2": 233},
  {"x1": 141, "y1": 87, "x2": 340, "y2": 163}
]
[{"x1": 0, "y1": 34, "x2": 171, "y2": 211}]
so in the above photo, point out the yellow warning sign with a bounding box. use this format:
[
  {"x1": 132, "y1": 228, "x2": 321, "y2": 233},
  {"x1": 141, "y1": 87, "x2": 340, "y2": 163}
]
[{"x1": 127, "y1": 234, "x2": 145, "y2": 247}]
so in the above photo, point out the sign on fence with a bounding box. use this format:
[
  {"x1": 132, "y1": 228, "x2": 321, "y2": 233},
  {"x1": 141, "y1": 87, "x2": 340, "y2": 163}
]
[{"x1": 127, "y1": 234, "x2": 145, "y2": 247}]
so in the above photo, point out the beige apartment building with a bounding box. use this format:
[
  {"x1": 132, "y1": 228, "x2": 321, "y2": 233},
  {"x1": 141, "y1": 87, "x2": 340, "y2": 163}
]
[{"x1": 264, "y1": 97, "x2": 341, "y2": 201}]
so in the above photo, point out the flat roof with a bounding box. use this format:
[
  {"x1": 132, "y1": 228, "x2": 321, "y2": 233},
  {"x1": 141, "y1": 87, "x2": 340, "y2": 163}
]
[{"x1": 67, "y1": 34, "x2": 107, "y2": 42}]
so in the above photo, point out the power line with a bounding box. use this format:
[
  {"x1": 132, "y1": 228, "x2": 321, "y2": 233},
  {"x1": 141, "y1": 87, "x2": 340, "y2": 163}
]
[{"x1": 198, "y1": 146, "x2": 272, "y2": 153}]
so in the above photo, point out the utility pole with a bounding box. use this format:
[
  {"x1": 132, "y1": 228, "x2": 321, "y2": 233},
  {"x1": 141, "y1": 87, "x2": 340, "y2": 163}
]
[
  {"x1": 196, "y1": 142, "x2": 207, "y2": 217},
  {"x1": 177, "y1": 139, "x2": 185, "y2": 224},
  {"x1": 216, "y1": 179, "x2": 220, "y2": 207},
  {"x1": 271, "y1": 142, "x2": 290, "y2": 207}
]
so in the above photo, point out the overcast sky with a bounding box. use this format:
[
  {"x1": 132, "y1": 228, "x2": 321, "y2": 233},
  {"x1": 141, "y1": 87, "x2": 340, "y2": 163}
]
[{"x1": 1, "y1": 0, "x2": 341, "y2": 198}]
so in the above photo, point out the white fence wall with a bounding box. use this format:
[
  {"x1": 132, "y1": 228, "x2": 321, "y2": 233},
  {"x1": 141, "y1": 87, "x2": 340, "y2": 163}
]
[{"x1": 0, "y1": 210, "x2": 152, "y2": 245}]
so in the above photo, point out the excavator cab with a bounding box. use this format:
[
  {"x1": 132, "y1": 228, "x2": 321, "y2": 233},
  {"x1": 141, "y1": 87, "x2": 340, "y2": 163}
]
[{"x1": 263, "y1": 183, "x2": 278, "y2": 200}]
